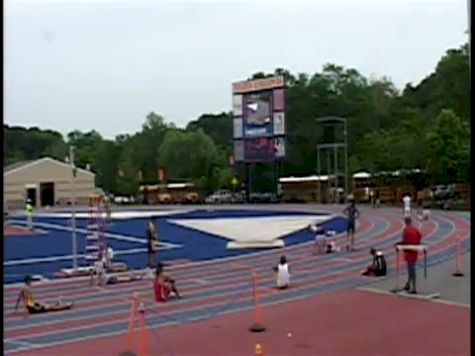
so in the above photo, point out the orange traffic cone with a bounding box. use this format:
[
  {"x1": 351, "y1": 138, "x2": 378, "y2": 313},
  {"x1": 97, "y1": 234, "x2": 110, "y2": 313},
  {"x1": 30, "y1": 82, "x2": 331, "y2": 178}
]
[
  {"x1": 126, "y1": 293, "x2": 139, "y2": 351},
  {"x1": 249, "y1": 272, "x2": 266, "y2": 332}
]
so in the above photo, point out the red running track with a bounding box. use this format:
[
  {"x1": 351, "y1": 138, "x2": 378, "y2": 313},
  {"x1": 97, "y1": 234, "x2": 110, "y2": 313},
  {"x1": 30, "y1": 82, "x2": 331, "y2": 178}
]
[
  {"x1": 3, "y1": 207, "x2": 471, "y2": 355},
  {"x1": 13, "y1": 289, "x2": 470, "y2": 356}
]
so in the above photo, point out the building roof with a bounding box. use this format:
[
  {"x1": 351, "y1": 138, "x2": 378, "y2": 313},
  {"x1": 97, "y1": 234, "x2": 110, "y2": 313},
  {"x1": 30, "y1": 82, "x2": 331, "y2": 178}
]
[
  {"x1": 279, "y1": 175, "x2": 329, "y2": 183},
  {"x1": 4, "y1": 160, "x2": 35, "y2": 173},
  {"x1": 4, "y1": 157, "x2": 95, "y2": 177}
]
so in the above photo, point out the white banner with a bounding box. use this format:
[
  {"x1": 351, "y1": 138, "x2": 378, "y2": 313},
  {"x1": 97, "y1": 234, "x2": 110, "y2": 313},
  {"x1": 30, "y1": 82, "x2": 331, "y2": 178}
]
[
  {"x1": 233, "y1": 117, "x2": 243, "y2": 139},
  {"x1": 273, "y1": 112, "x2": 285, "y2": 135}
]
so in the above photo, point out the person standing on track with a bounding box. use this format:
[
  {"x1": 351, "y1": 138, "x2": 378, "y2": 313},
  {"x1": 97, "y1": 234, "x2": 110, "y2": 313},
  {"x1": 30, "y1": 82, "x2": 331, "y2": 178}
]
[
  {"x1": 25, "y1": 199, "x2": 34, "y2": 231},
  {"x1": 397, "y1": 217, "x2": 422, "y2": 294},
  {"x1": 375, "y1": 189, "x2": 380, "y2": 208},
  {"x1": 402, "y1": 193, "x2": 412, "y2": 217},
  {"x1": 146, "y1": 217, "x2": 158, "y2": 268},
  {"x1": 343, "y1": 196, "x2": 359, "y2": 251}
]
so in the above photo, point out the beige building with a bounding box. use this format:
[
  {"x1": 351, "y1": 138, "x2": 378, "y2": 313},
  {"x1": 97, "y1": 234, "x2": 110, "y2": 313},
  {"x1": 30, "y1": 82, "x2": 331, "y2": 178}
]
[{"x1": 4, "y1": 157, "x2": 96, "y2": 209}]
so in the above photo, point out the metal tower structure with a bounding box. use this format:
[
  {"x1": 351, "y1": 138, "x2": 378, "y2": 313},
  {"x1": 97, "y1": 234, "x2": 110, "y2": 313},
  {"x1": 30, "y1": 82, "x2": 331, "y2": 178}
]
[
  {"x1": 85, "y1": 195, "x2": 107, "y2": 265},
  {"x1": 316, "y1": 117, "x2": 348, "y2": 203}
]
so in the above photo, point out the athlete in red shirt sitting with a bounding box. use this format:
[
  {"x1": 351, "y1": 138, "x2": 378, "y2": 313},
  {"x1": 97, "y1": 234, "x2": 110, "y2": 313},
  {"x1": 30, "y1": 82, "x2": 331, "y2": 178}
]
[
  {"x1": 153, "y1": 265, "x2": 181, "y2": 302},
  {"x1": 397, "y1": 217, "x2": 422, "y2": 294}
]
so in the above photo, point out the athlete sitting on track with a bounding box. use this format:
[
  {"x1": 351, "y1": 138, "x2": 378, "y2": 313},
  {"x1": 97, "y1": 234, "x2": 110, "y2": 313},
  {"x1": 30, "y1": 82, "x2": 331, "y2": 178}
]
[
  {"x1": 361, "y1": 248, "x2": 387, "y2": 277},
  {"x1": 15, "y1": 276, "x2": 73, "y2": 314},
  {"x1": 103, "y1": 246, "x2": 128, "y2": 273},
  {"x1": 94, "y1": 258, "x2": 144, "y2": 286},
  {"x1": 311, "y1": 224, "x2": 339, "y2": 254},
  {"x1": 273, "y1": 255, "x2": 290, "y2": 289},
  {"x1": 311, "y1": 224, "x2": 326, "y2": 255},
  {"x1": 416, "y1": 199, "x2": 430, "y2": 221},
  {"x1": 154, "y1": 264, "x2": 181, "y2": 302}
]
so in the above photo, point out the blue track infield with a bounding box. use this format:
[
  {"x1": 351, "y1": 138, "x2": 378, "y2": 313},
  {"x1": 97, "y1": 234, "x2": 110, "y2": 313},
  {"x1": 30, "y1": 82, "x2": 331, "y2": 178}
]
[{"x1": 4, "y1": 208, "x2": 346, "y2": 284}]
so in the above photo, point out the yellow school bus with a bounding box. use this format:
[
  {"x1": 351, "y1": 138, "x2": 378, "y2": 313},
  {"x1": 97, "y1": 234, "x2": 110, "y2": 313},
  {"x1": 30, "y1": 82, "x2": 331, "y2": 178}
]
[{"x1": 140, "y1": 182, "x2": 200, "y2": 204}]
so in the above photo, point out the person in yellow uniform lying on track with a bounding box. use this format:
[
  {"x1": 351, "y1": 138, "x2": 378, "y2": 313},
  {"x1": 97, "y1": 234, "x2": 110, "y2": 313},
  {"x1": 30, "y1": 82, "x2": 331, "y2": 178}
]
[{"x1": 14, "y1": 276, "x2": 73, "y2": 314}]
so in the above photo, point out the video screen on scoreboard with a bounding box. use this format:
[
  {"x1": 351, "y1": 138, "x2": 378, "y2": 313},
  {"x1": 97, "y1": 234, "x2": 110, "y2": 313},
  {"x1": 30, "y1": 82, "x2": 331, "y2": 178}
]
[
  {"x1": 243, "y1": 91, "x2": 273, "y2": 138},
  {"x1": 244, "y1": 137, "x2": 274, "y2": 162}
]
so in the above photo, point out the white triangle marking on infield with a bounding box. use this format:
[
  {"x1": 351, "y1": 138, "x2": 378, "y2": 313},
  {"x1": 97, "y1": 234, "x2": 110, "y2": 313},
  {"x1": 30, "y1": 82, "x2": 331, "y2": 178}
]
[{"x1": 169, "y1": 215, "x2": 334, "y2": 248}]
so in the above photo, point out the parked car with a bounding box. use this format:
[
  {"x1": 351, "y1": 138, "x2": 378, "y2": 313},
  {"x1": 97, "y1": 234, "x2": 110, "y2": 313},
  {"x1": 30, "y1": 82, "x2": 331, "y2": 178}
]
[
  {"x1": 205, "y1": 190, "x2": 233, "y2": 204},
  {"x1": 113, "y1": 196, "x2": 135, "y2": 205},
  {"x1": 433, "y1": 184, "x2": 456, "y2": 209},
  {"x1": 249, "y1": 192, "x2": 278, "y2": 203},
  {"x1": 231, "y1": 191, "x2": 246, "y2": 204}
]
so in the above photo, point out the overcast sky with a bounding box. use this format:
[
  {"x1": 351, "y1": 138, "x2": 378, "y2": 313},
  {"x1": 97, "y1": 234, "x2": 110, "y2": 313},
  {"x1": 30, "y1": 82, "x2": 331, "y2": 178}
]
[{"x1": 5, "y1": 0, "x2": 469, "y2": 139}]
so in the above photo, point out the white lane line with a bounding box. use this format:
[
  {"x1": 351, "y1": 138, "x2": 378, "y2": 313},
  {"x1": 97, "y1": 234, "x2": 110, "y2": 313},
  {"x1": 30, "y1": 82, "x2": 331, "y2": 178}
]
[
  {"x1": 192, "y1": 278, "x2": 210, "y2": 285},
  {"x1": 5, "y1": 339, "x2": 41, "y2": 348},
  {"x1": 5, "y1": 251, "x2": 121, "y2": 266},
  {"x1": 4, "y1": 247, "x2": 179, "y2": 266},
  {"x1": 10, "y1": 219, "x2": 147, "y2": 245},
  {"x1": 356, "y1": 287, "x2": 470, "y2": 308},
  {"x1": 7, "y1": 219, "x2": 181, "y2": 247},
  {"x1": 429, "y1": 298, "x2": 471, "y2": 308}
]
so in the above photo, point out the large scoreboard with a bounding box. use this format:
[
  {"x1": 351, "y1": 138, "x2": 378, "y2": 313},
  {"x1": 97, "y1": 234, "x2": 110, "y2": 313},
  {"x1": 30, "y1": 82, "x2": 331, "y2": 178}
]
[{"x1": 232, "y1": 76, "x2": 286, "y2": 163}]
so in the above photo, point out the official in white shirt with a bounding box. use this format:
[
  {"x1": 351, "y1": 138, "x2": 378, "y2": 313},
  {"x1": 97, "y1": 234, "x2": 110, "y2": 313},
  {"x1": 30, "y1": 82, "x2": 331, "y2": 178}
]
[{"x1": 403, "y1": 194, "x2": 412, "y2": 217}]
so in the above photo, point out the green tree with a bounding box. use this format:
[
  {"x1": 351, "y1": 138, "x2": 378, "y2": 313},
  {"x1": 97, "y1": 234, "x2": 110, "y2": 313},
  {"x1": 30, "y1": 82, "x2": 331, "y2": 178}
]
[
  {"x1": 158, "y1": 129, "x2": 221, "y2": 191},
  {"x1": 94, "y1": 140, "x2": 120, "y2": 193},
  {"x1": 186, "y1": 112, "x2": 232, "y2": 150},
  {"x1": 66, "y1": 130, "x2": 103, "y2": 168},
  {"x1": 4, "y1": 125, "x2": 67, "y2": 165},
  {"x1": 426, "y1": 109, "x2": 470, "y2": 183}
]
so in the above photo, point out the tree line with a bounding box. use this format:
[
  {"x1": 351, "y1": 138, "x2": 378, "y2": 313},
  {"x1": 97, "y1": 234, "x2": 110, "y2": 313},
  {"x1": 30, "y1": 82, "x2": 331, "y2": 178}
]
[{"x1": 4, "y1": 44, "x2": 470, "y2": 195}]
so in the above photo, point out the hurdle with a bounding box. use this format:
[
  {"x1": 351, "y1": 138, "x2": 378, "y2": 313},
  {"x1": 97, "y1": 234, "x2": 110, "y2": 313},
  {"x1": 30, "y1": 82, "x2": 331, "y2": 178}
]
[{"x1": 391, "y1": 244, "x2": 440, "y2": 299}]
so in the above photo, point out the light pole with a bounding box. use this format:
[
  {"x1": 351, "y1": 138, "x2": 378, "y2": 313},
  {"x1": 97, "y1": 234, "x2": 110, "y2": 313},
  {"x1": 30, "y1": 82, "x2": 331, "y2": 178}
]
[{"x1": 69, "y1": 146, "x2": 78, "y2": 270}]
